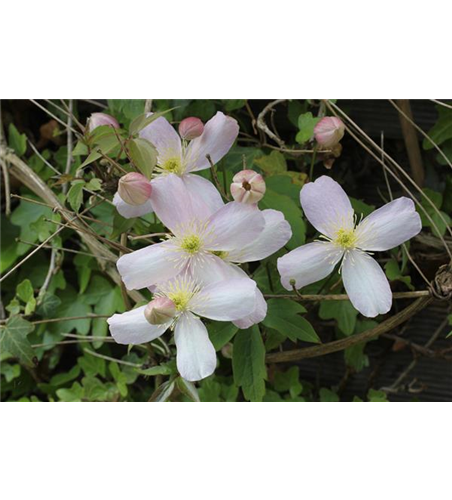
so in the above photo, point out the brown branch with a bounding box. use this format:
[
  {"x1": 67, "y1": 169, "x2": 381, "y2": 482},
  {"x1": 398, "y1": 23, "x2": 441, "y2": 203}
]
[
  {"x1": 266, "y1": 296, "x2": 433, "y2": 364},
  {"x1": 256, "y1": 99, "x2": 287, "y2": 148},
  {"x1": 264, "y1": 290, "x2": 431, "y2": 301}
]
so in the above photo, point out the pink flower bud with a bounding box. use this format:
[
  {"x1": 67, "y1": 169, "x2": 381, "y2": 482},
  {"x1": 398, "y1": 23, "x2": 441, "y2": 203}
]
[
  {"x1": 230, "y1": 170, "x2": 266, "y2": 204},
  {"x1": 87, "y1": 112, "x2": 120, "y2": 133},
  {"x1": 179, "y1": 117, "x2": 204, "y2": 140},
  {"x1": 314, "y1": 117, "x2": 345, "y2": 149},
  {"x1": 144, "y1": 297, "x2": 176, "y2": 325},
  {"x1": 118, "y1": 172, "x2": 152, "y2": 206}
]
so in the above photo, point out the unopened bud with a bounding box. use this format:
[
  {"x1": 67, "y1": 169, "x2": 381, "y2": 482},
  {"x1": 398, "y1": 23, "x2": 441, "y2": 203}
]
[
  {"x1": 230, "y1": 169, "x2": 266, "y2": 204},
  {"x1": 179, "y1": 117, "x2": 204, "y2": 140},
  {"x1": 314, "y1": 117, "x2": 345, "y2": 149},
  {"x1": 144, "y1": 297, "x2": 177, "y2": 325},
  {"x1": 87, "y1": 112, "x2": 120, "y2": 133},
  {"x1": 118, "y1": 172, "x2": 152, "y2": 206}
]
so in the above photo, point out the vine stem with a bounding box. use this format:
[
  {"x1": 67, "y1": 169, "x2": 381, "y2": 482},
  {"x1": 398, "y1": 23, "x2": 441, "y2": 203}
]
[{"x1": 266, "y1": 296, "x2": 433, "y2": 363}]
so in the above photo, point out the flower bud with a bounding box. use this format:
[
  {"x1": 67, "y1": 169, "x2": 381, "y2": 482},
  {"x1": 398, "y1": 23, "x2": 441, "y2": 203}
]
[
  {"x1": 144, "y1": 297, "x2": 177, "y2": 325},
  {"x1": 314, "y1": 117, "x2": 345, "y2": 149},
  {"x1": 179, "y1": 117, "x2": 204, "y2": 140},
  {"x1": 230, "y1": 169, "x2": 266, "y2": 204},
  {"x1": 87, "y1": 112, "x2": 120, "y2": 133},
  {"x1": 118, "y1": 172, "x2": 152, "y2": 206}
]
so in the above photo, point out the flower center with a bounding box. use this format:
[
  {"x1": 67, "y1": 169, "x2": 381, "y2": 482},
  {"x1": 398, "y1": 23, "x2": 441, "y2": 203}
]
[
  {"x1": 334, "y1": 228, "x2": 357, "y2": 249},
  {"x1": 162, "y1": 157, "x2": 183, "y2": 175},
  {"x1": 242, "y1": 181, "x2": 252, "y2": 191},
  {"x1": 167, "y1": 290, "x2": 192, "y2": 311},
  {"x1": 181, "y1": 234, "x2": 202, "y2": 254}
]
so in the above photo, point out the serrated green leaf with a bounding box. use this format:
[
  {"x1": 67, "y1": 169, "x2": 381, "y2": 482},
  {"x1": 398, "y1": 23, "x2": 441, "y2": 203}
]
[
  {"x1": 0, "y1": 316, "x2": 36, "y2": 367},
  {"x1": 208, "y1": 321, "x2": 238, "y2": 351}
]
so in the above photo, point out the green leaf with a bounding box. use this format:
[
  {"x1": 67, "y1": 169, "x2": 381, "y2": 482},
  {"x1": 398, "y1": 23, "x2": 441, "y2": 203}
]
[
  {"x1": 128, "y1": 108, "x2": 177, "y2": 135},
  {"x1": 254, "y1": 151, "x2": 287, "y2": 176},
  {"x1": 423, "y1": 107, "x2": 452, "y2": 150},
  {"x1": 149, "y1": 378, "x2": 176, "y2": 402},
  {"x1": 367, "y1": 389, "x2": 388, "y2": 402},
  {"x1": 128, "y1": 137, "x2": 157, "y2": 179},
  {"x1": 273, "y1": 367, "x2": 303, "y2": 398},
  {"x1": 176, "y1": 377, "x2": 200, "y2": 402},
  {"x1": 36, "y1": 293, "x2": 61, "y2": 317},
  {"x1": 111, "y1": 212, "x2": 137, "y2": 239},
  {"x1": 232, "y1": 326, "x2": 267, "y2": 402},
  {"x1": 344, "y1": 342, "x2": 369, "y2": 372},
  {"x1": 0, "y1": 316, "x2": 36, "y2": 367},
  {"x1": 8, "y1": 123, "x2": 27, "y2": 156},
  {"x1": 263, "y1": 299, "x2": 320, "y2": 343},
  {"x1": 350, "y1": 197, "x2": 375, "y2": 218},
  {"x1": 319, "y1": 300, "x2": 358, "y2": 336},
  {"x1": 296, "y1": 112, "x2": 320, "y2": 144},
  {"x1": 67, "y1": 181, "x2": 85, "y2": 212},
  {"x1": 0, "y1": 215, "x2": 20, "y2": 273},
  {"x1": 319, "y1": 388, "x2": 340, "y2": 402},
  {"x1": 56, "y1": 382, "x2": 84, "y2": 402},
  {"x1": 222, "y1": 99, "x2": 247, "y2": 112},
  {"x1": 16, "y1": 279, "x2": 34, "y2": 303},
  {"x1": 208, "y1": 321, "x2": 238, "y2": 351}
]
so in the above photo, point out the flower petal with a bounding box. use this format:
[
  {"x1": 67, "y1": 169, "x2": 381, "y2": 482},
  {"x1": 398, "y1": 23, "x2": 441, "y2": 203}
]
[
  {"x1": 233, "y1": 287, "x2": 267, "y2": 329},
  {"x1": 189, "y1": 254, "x2": 242, "y2": 286},
  {"x1": 207, "y1": 202, "x2": 265, "y2": 251},
  {"x1": 342, "y1": 250, "x2": 392, "y2": 317},
  {"x1": 190, "y1": 277, "x2": 257, "y2": 321},
  {"x1": 181, "y1": 173, "x2": 224, "y2": 215},
  {"x1": 300, "y1": 175, "x2": 354, "y2": 238},
  {"x1": 277, "y1": 242, "x2": 344, "y2": 290},
  {"x1": 117, "y1": 241, "x2": 182, "y2": 290},
  {"x1": 227, "y1": 209, "x2": 292, "y2": 263},
  {"x1": 185, "y1": 112, "x2": 239, "y2": 172},
  {"x1": 150, "y1": 174, "x2": 209, "y2": 232},
  {"x1": 139, "y1": 114, "x2": 182, "y2": 162},
  {"x1": 108, "y1": 306, "x2": 169, "y2": 345},
  {"x1": 355, "y1": 197, "x2": 422, "y2": 251},
  {"x1": 174, "y1": 312, "x2": 216, "y2": 382},
  {"x1": 113, "y1": 192, "x2": 154, "y2": 219}
]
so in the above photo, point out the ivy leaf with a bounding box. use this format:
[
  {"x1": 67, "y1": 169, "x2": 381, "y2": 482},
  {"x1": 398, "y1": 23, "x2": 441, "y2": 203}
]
[
  {"x1": 263, "y1": 299, "x2": 320, "y2": 343},
  {"x1": 319, "y1": 387, "x2": 340, "y2": 402},
  {"x1": 367, "y1": 389, "x2": 388, "y2": 402},
  {"x1": 16, "y1": 279, "x2": 34, "y2": 303},
  {"x1": 0, "y1": 316, "x2": 36, "y2": 367},
  {"x1": 232, "y1": 326, "x2": 267, "y2": 402},
  {"x1": 36, "y1": 292, "x2": 62, "y2": 317},
  {"x1": 319, "y1": 299, "x2": 358, "y2": 336},
  {"x1": 8, "y1": 123, "x2": 27, "y2": 156},
  {"x1": 296, "y1": 112, "x2": 320, "y2": 144}
]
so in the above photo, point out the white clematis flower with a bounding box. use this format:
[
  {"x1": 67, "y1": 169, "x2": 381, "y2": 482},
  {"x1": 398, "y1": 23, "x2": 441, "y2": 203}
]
[
  {"x1": 277, "y1": 176, "x2": 422, "y2": 318},
  {"x1": 108, "y1": 275, "x2": 257, "y2": 381}
]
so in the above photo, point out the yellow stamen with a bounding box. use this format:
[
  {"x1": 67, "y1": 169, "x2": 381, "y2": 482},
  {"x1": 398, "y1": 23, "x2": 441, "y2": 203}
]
[
  {"x1": 162, "y1": 157, "x2": 183, "y2": 175},
  {"x1": 180, "y1": 234, "x2": 202, "y2": 254},
  {"x1": 334, "y1": 228, "x2": 357, "y2": 249},
  {"x1": 211, "y1": 250, "x2": 229, "y2": 260}
]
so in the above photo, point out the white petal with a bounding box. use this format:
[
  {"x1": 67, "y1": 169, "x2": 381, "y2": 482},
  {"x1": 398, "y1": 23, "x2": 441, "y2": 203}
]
[
  {"x1": 207, "y1": 202, "x2": 265, "y2": 251},
  {"x1": 300, "y1": 175, "x2": 354, "y2": 238},
  {"x1": 190, "y1": 278, "x2": 257, "y2": 321},
  {"x1": 174, "y1": 312, "x2": 216, "y2": 382},
  {"x1": 342, "y1": 250, "x2": 392, "y2": 318},
  {"x1": 150, "y1": 174, "x2": 210, "y2": 232},
  {"x1": 113, "y1": 192, "x2": 154, "y2": 219},
  {"x1": 117, "y1": 241, "x2": 183, "y2": 290},
  {"x1": 139, "y1": 114, "x2": 182, "y2": 163},
  {"x1": 355, "y1": 197, "x2": 422, "y2": 251},
  {"x1": 233, "y1": 288, "x2": 267, "y2": 329},
  {"x1": 277, "y1": 242, "x2": 344, "y2": 290},
  {"x1": 189, "y1": 253, "x2": 242, "y2": 286},
  {"x1": 181, "y1": 174, "x2": 225, "y2": 214},
  {"x1": 227, "y1": 209, "x2": 292, "y2": 263},
  {"x1": 108, "y1": 306, "x2": 169, "y2": 345},
  {"x1": 185, "y1": 112, "x2": 239, "y2": 172}
]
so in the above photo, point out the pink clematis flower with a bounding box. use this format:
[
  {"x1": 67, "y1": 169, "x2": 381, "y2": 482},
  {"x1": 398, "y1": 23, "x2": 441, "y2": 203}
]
[
  {"x1": 108, "y1": 275, "x2": 257, "y2": 381},
  {"x1": 277, "y1": 176, "x2": 422, "y2": 318}
]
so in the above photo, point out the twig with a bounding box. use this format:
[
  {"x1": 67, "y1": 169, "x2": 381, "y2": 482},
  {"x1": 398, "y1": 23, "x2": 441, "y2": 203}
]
[
  {"x1": 30, "y1": 99, "x2": 79, "y2": 136},
  {"x1": 62, "y1": 99, "x2": 74, "y2": 195},
  {"x1": 27, "y1": 139, "x2": 61, "y2": 174},
  {"x1": 206, "y1": 154, "x2": 231, "y2": 201},
  {"x1": 266, "y1": 296, "x2": 433, "y2": 363},
  {"x1": 84, "y1": 348, "x2": 142, "y2": 368},
  {"x1": 37, "y1": 247, "x2": 57, "y2": 302},
  {"x1": 17, "y1": 239, "x2": 116, "y2": 262},
  {"x1": 256, "y1": 99, "x2": 287, "y2": 148},
  {"x1": 144, "y1": 100, "x2": 153, "y2": 113},
  {"x1": 263, "y1": 290, "x2": 431, "y2": 301},
  {"x1": 429, "y1": 99, "x2": 452, "y2": 110},
  {"x1": 0, "y1": 158, "x2": 11, "y2": 216},
  {"x1": 120, "y1": 233, "x2": 132, "y2": 310},
  {"x1": 128, "y1": 232, "x2": 169, "y2": 241}
]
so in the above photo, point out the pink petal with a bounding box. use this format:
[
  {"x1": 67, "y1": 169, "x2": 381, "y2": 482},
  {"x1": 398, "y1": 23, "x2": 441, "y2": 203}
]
[
  {"x1": 117, "y1": 241, "x2": 183, "y2": 290},
  {"x1": 113, "y1": 192, "x2": 154, "y2": 219},
  {"x1": 181, "y1": 174, "x2": 224, "y2": 215},
  {"x1": 174, "y1": 312, "x2": 216, "y2": 381},
  {"x1": 140, "y1": 114, "x2": 182, "y2": 163},
  {"x1": 233, "y1": 287, "x2": 267, "y2": 329},
  {"x1": 277, "y1": 241, "x2": 344, "y2": 290},
  {"x1": 300, "y1": 176, "x2": 354, "y2": 238},
  {"x1": 355, "y1": 197, "x2": 422, "y2": 251},
  {"x1": 227, "y1": 209, "x2": 291, "y2": 263},
  {"x1": 185, "y1": 112, "x2": 239, "y2": 172},
  {"x1": 342, "y1": 250, "x2": 392, "y2": 317},
  {"x1": 108, "y1": 306, "x2": 169, "y2": 345}
]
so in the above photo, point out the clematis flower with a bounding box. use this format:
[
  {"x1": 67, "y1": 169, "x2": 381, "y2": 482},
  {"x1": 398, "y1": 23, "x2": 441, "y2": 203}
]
[
  {"x1": 179, "y1": 117, "x2": 204, "y2": 140},
  {"x1": 277, "y1": 176, "x2": 422, "y2": 317},
  {"x1": 230, "y1": 169, "x2": 266, "y2": 204},
  {"x1": 113, "y1": 172, "x2": 154, "y2": 218},
  {"x1": 139, "y1": 111, "x2": 239, "y2": 214},
  {"x1": 108, "y1": 275, "x2": 257, "y2": 381}
]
